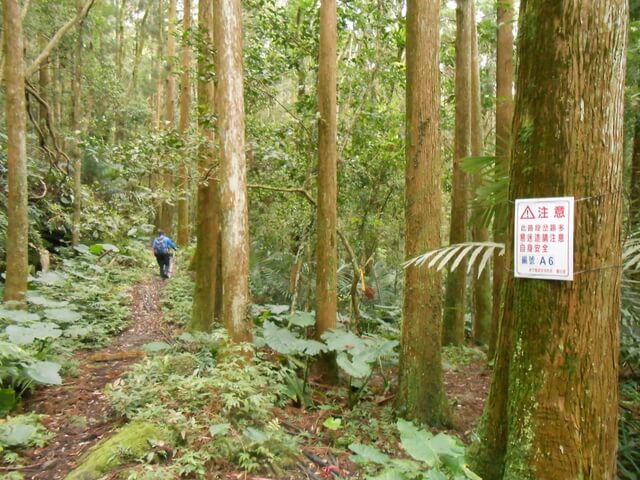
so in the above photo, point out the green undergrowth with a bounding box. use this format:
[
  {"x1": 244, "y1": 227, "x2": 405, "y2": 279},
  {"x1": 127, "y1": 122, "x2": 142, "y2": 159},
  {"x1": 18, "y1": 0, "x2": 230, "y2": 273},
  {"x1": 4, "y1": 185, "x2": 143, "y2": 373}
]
[
  {"x1": 159, "y1": 252, "x2": 194, "y2": 327},
  {"x1": 0, "y1": 413, "x2": 52, "y2": 467},
  {"x1": 103, "y1": 266, "x2": 480, "y2": 479},
  {"x1": 618, "y1": 380, "x2": 640, "y2": 479},
  {"x1": 106, "y1": 333, "x2": 298, "y2": 477},
  {"x1": 0, "y1": 239, "x2": 152, "y2": 465},
  {"x1": 442, "y1": 346, "x2": 486, "y2": 371}
]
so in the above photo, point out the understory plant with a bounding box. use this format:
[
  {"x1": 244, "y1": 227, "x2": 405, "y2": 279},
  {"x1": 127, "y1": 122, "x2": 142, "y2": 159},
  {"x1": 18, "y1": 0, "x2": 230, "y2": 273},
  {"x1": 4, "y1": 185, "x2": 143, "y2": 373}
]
[
  {"x1": 349, "y1": 419, "x2": 480, "y2": 480},
  {"x1": 0, "y1": 413, "x2": 53, "y2": 466},
  {"x1": 257, "y1": 308, "x2": 398, "y2": 408},
  {"x1": 106, "y1": 332, "x2": 298, "y2": 477},
  {"x1": 0, "y1": 240, "x2": 149, "y2": 413}
]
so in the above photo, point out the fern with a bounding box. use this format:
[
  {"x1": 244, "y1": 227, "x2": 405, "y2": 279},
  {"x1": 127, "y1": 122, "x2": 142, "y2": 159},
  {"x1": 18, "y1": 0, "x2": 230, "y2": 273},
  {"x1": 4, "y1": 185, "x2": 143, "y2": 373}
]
[
  {"x1": 623, "y1": 237, "x2": 640, "y2": 271},
  {"x1": 404, "y1": 242, "x2": 505, "y2": 278}
]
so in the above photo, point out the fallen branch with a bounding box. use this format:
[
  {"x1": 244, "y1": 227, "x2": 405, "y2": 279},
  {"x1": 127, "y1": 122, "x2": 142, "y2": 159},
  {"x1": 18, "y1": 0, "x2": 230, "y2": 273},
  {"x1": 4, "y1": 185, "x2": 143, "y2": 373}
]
[{"x1": 88, "y1": 351, "x2": 145, "y2": 362}]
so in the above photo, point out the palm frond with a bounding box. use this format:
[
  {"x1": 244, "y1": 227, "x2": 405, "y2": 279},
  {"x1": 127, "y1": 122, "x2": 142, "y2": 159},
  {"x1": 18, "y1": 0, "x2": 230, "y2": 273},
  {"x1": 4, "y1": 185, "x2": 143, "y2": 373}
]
[{"x1": 403, "y1": 242, "x2": 506, "y2": 279}]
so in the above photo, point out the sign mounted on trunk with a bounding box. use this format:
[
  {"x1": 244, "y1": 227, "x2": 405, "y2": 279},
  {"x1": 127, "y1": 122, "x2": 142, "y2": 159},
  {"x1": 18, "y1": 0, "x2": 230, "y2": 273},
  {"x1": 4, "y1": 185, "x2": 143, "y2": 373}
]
[{"x1": 514, "y1": 197, "x2": 574, "y2": 281}]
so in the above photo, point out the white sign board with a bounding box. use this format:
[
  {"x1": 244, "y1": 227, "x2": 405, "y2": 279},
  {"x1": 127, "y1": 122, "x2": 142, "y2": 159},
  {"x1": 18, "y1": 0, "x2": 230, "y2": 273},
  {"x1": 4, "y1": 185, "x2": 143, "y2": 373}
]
[{"x1": 514, "y1": 197, "x2": 574, "y2": 281}]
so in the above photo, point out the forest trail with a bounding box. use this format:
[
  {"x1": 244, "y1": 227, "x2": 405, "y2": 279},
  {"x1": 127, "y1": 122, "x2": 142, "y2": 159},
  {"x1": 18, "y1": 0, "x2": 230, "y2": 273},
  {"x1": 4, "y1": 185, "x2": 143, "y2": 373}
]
[{"x1": 14, "y1": 276, "x2": 174, "y2": 480}]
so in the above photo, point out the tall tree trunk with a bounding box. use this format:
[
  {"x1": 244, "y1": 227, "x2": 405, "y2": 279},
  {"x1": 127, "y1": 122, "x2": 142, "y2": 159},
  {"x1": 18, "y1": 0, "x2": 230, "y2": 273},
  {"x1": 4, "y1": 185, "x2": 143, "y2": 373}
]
[
  {"x1": 55, "y1": 54, "x2": 63, "y2": 126},
  {"x1": 115, "y1": 0, "x2": 126, "y2": 78},
  {"x1": 3, "y1": 0, "x2": 28, "y2": 302},
  {"x1": 443, "y1": 0, "x2": 472, "y2": 346},
  {"x1": 215, "y1": 0, "x2": 251, "y2": 343},
  {"x1": 470, "y1": 5, "x2": 491, "y2": 346},
  {"x1": 128, "y1": 2, "x2": 149, "y2": 95},
  {"x1": 397, "y1": 0, "x2": 449, "y2": 426},
  {"x1": 176, "y1": 0, "x2": 192, "y2": 246},
  {"x1": 470, "y1": 0, "x2": 626, "y2": 478},
  {"x1": 489, "y1": 0, "x2": 514, "y2": 360},
  {"x1": 190, "y1": 0, "x2": 221, "y2": 332},
  {"x1": 314, "y1": 0, "x2": 339, "y2": 384},
  {"x1": 38, "y1": 34, "x2": 49, "y2": 131},
  {"x1": 160, "y1": 0, "x2": 177, "y2": 235},
  {"x1": 153, "y1": 0, "x2": 165, "y2": 229},
  {"x1": 71, "y1": 0, "x2": 84, "y2": 246}
]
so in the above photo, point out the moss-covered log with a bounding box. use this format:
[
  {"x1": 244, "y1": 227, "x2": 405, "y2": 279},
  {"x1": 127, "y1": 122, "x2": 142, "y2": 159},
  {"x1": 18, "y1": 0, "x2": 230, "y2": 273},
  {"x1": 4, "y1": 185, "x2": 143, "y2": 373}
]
[{"x1": 64, "y1": 422, "x2": 174, "y2": 480}]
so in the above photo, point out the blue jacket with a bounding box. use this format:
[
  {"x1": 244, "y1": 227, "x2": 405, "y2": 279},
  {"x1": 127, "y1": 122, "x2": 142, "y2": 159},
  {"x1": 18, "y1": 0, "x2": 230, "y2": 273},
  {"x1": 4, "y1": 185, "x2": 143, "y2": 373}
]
[{"x1": 152, "y1": 235, "x2": 177, "y2": 253}]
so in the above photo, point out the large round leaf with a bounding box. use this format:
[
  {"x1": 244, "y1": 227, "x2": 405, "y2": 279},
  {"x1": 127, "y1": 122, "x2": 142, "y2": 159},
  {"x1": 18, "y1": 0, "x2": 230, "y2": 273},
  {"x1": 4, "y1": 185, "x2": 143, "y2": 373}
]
[
  {"x1": 31, "y1": 271, "x2": 63, "y2": 285},
  {"x1": 288, "y1": 311, "x2": 315, "y2": 327},
  {"x1": 396, "y1": 419, "x2": 436, "y2": 466},
  {"x1": 5, "y1": 323, "x2": 62, "y2": 344},
  {"x1": 24, "y1": 361, "x2": 62, "y2": 385},
  {"x1": 0, "y1": 308, "x2": 40, "y2": 323},
  {"x1": 44, "y1": 308, "x2": 82, "y2": 324},
  {"x1": 26, "y1": 292, "x2": 69, "y2": 308},
  {"x1": 336, "y1": 352, "x2": 371, "y2": 379},
  {"x1": 0, "y1": 423, "x2": 37, "y2": 446}
]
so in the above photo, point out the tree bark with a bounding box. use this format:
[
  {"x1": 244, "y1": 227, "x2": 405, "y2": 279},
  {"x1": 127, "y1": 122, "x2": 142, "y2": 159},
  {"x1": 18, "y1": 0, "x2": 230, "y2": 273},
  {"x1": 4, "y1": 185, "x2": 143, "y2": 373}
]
[
  {"x1": 470, "y1": 1, "x2": 626, "y2": 478},
  {"x1": 490, "y1": 0, "x2": 514, "y2": 360},
  {"x1": 443, "y1": 0, "x2": 472, "y2": 346},
  {"x1": 397, "y1": 0, "x2": 449, "y2": 426},
  {"x1": 314, "y1": 0, "x2": 339, "y2": 384},
  {"x1": 215, "y1": 0, "x2": 251, "y2": 343},
  {"x1": 153, "y1": 0, "x2": 165, "y2": 229},
  {"x1": 470, "y1": 4, "x2": 491, "y2": 346},
  {"x1": 128, "y1": 2, "x2": 149, "y2": 96},
  {"x1": 190, "y1": 0, "x2": 221, "y2": 332},
  {"x1": 71, "y1": 0, "x2": 84, "y2": 246},
  {"x1": 176, "y1": 0, "x2": 192, "y2": 247},
  {"x1": 116, "y1": 0, "x2": 126, "y2": 78},
  {"x1": 38, "y1": 34, "x2": 49, "y2": 131},
  {"x1": 3, "y1": 0, "x2": 28, "y2": 302},
  {"x1": 160, "y1": 0, "x2": 177, "y2": 235}
]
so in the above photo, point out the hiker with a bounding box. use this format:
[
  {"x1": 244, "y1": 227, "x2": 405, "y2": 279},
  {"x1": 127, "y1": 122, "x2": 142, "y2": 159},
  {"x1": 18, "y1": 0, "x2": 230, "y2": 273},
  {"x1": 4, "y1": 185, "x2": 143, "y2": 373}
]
[{"x1": 152, "y1": 230, "x2": 177, "y2": 279}]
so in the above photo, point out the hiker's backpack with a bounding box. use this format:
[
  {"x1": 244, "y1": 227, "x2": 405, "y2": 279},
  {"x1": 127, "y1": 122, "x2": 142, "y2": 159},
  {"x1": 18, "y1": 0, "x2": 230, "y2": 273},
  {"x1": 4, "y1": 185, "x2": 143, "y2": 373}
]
[{"x1": 153, "y1": 237, "x2": 168, "y2": 255}]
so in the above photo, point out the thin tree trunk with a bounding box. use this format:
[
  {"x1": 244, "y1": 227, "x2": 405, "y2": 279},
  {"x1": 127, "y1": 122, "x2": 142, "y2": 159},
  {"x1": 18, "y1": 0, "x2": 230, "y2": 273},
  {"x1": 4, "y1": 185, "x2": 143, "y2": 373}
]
[
  {"x1": 489, "y1": 0, "x2": 514, "y2": 360},
  {"x1": 470, "y1": 0, "x2": 626, "y2": 477},
  {"x1": 71, "y1": 0, "x2": 84, "y2": 246},
  {"x1": 177, "y1": 0, "x2": 192, "y2": 246},
  {"x1": 314, "y1": 0, "x2": 338, "y2": 384},
  {"x1": 128, "y1": 2, "x2": 149, "y2": 95},
  {"x1": 116, "y1": 0, "x2": 126, "y2": 78},
  {"x1": 154, "y1": 0, "x2": 165, "y2": 229},
  {"x1": 55, "y1": 54, "x2": 63, "y2": 126},
  {"x1": 3, "y1": 0, "x2": 28, "y2": 302},
  {"x1": 443, "y1": 0, "x2": 472, "y2": 346},
  {"x1": 38, "y1": 34, "x2": 49, "y2": 131},
  {"x1": 160, "y1": 0, "x2": 177, "y2": 235},
  {"x1": 215, "y1": 0, "x2": 251, "y2": 343},
  {"x1": 470, "y1": 5, "x2": 491, "y2": 346},
  {"x1": 190, "y1": 0, "x2": 221, "y2": 332},
  {"x1": 397, "y1": 0, "x2": 449, "y2": 426}
]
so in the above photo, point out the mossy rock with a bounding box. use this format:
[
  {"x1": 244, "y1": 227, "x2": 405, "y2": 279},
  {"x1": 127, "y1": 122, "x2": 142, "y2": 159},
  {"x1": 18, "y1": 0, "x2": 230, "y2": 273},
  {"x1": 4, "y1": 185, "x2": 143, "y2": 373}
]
[{"x1": 64, "y1": 421, "x2": 174, "y2": 480}]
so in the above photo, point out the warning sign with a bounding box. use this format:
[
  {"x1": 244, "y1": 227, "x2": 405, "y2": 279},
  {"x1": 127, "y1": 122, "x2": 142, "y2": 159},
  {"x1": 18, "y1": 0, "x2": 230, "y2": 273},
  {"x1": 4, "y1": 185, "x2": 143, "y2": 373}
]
[
  {"x1": 514, "y1": 197, "x2": 574, "y2": 281},
  {"x1": 520, "y1": 206, "x2": 536, "y2": 220}
]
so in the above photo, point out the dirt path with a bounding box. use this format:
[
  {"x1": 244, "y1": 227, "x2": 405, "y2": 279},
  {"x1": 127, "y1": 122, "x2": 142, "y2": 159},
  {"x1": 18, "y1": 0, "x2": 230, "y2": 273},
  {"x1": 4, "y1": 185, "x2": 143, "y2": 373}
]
[{"x1": 13, "y1": 277, "x2": 174, "y2": 480}]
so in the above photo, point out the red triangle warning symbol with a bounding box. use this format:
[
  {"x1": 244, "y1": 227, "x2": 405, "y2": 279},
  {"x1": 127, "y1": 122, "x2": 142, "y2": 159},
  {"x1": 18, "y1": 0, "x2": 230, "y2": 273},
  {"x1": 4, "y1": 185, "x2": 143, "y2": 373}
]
[{"x1": 520, "y1": 206, "x2": 536, "y2": 220}]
